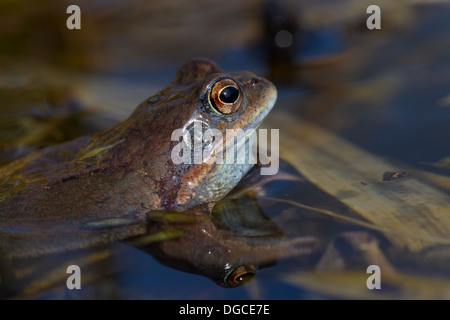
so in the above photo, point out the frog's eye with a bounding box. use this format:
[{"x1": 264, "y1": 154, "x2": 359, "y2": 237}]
[
  {"x1": 223, "y1": 264, "x2": 256, "y2": 287},
  {"x1": 209, "y1": 78, "x2": 242, "y2": 114}
]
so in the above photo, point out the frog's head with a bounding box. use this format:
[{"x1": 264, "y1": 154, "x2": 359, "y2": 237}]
[{"x1": 131, "y1": 58, "x2": 277, "y2": 210}]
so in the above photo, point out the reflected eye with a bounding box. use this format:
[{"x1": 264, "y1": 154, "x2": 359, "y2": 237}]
[
  {"x1": 209, "y1": 78, "x2": 242, "y2": 114},
  {"x1": 224, "y1": 265, "x2": 256, "y2": 287}
]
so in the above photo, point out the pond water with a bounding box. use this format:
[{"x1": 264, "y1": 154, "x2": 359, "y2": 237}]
[{"x1": 1, "y1": 0, "x2": 450, "y2": 299}]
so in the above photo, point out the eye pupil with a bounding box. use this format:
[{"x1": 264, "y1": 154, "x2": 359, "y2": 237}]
[
  {"x1": 209, "y1": 78, "x2": 242, "y2": 114},
  {"x1": 219, "y1": 86, "x2": 239, "y2": 104}
]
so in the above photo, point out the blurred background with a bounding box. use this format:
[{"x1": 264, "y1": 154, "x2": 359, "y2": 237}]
[{"x1": 1, "y1": 0, "x2": 450, "y2": 299}]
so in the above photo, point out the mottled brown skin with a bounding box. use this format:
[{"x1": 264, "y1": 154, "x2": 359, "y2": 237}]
[{"x1": 0, "y1": 59, "x2": 277, "y2": 242}]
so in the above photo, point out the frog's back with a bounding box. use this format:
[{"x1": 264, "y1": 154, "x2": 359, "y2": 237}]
[
  {"x1": 0, "y1": 130, "x2": 158, "y2": 221},
  {"x1": 0, "y1": 135, "x2": 152, "y2": 258},
  {"x1": 0, "y1": 136, "x2": 90, "y2": 194}
]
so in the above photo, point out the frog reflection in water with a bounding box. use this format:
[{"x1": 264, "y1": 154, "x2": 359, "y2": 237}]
[
  {"x1": 0, "y1": 58, "x2": 312, "y2": 291},
  {"x1": 1, "y1": 185, "x2": 317, "y2": 296},
  {"x1": 137, "y1": 189, "x2": 317, "y2": 288}
]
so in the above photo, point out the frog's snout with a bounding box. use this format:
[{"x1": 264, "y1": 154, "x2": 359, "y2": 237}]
[
  {"x1": 236, "y1": 73, "x2": 277, "y2": 126},
  {"x1": 238, "y1": 73, "x2": 277, "y2": 107}
]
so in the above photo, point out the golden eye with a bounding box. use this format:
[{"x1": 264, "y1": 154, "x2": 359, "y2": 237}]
[
  {"x1": 209, "y1": 78, "x2": 242, "y2": 114},
  {"x1": 224, "y1": 265, "x2": 256, "y2": 287}
]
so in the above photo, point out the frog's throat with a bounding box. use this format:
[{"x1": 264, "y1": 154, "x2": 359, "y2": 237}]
[{"x1": 223, "y1": 126, "x2": 259, "y2": 164}]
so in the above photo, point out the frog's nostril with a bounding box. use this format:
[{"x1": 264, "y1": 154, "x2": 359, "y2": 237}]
[
  {"x1": 251, "y1": 79, "x2": 260, "y2": 86},
  {"x1": 147, "y1": 95, "x2": 160, "y2": 104}
]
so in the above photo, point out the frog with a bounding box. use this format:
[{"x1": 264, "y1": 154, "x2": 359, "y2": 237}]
[{"x1": 0, "y1": 58, "x2": 277, "y2": 257}]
